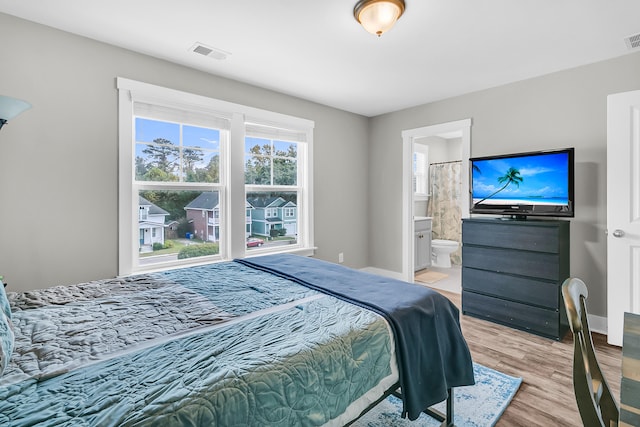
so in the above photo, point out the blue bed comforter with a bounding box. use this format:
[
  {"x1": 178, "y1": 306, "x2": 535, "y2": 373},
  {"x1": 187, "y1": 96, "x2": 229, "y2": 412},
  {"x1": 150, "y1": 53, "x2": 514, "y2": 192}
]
[
  {"x1": 1, "y1": 297, "x2": 395, "y2": 426},
  {"x1": 236, "y1": 254, "x2": 475, "y2": 420},
  {"x1": 1, "y1": 261, "x2": 399, "y2": 426}
]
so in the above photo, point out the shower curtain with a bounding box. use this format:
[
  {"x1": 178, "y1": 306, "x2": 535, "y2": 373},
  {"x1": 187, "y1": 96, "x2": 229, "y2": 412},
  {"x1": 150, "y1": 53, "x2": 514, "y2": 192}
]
[{"x1": 427, "y1": 161, "x2": 462, "y2": 265}]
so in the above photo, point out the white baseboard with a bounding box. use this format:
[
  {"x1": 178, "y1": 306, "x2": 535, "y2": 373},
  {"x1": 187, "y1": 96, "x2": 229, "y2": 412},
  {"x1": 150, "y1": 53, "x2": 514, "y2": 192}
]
[
  {"x1": 360, "y1": 266, "x2": 404, "y2": 280},
  {"x1": 588, "y1": 314, "x2": 607, "y2": 336},
  {"x1": 361, "y1": 266, "x2": 610, "y2": 338}
]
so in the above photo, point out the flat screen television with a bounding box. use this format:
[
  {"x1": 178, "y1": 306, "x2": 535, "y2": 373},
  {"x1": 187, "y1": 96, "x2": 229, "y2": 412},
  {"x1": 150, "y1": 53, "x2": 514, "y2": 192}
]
[{"x1": 469, "y1": 147, "x2": 574, "y2": 218}]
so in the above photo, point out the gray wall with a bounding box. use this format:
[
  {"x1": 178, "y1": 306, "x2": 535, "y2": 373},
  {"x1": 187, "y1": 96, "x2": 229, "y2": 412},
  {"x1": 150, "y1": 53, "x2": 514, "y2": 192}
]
[
  {"x1": 0, "y1": 13, "x2": 370, "y2": 291},
  {"x1": 368, "y1": 51, "x2": 640, "y2": 317},
  {"x1": 2, "y1": 12, "x2": 640, "y2": 319}
]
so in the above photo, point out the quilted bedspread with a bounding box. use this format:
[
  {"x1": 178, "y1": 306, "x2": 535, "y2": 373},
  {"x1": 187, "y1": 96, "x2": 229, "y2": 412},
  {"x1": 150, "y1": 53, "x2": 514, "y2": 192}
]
[
  {"x1": 0, "y1": 262, "x2": 398, "y2": 426},
  {"x1": 238, "y1": 254, "x2": 474, "y2": 420},
  {"x1": 3, "y1": 263, "x2": 319, "y2": 385}
]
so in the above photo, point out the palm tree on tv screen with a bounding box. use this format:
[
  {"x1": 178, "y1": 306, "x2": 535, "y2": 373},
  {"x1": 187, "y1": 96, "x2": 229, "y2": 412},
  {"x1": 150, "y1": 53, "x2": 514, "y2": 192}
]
[{"x1": 474, "y1": 167, "x2": 524, "y2": 206}]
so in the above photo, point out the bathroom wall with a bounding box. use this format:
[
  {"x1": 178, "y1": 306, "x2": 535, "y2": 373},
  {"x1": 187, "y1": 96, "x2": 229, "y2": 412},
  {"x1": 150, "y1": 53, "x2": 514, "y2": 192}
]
[{"x1": 413, "y1": 136, "x2": 462, "y2": 217}]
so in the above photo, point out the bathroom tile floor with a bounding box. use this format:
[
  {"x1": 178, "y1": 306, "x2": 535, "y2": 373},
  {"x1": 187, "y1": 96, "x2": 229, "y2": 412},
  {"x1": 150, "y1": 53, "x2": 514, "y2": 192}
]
[{"x1": 414, "y1": 264, "x2": 461, "y2": 294}]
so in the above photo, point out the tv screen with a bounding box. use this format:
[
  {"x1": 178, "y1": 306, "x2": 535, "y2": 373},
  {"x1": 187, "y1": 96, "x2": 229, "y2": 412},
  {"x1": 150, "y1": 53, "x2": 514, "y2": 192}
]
[{"x1": 470, "y1": 148, "x2": 574, "y2": 218}]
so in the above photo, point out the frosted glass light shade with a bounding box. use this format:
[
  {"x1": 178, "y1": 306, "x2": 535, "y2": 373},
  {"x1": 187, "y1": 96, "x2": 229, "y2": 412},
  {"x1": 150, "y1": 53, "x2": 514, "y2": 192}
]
[
  {"x1": 0, "y1": 95, "x2": 31, "y2": 126},
  {"x1": 354, "y1": 0, "x2": 405, "y2": 37}
]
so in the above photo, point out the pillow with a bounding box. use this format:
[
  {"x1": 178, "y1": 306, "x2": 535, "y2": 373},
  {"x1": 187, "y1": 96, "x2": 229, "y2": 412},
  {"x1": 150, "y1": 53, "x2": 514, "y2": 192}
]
[
  {"x1": 0, "y1": 280, "x2": 11, "y2": 320},
  {"x1": 0, "y1": 311, "x2": 14, "y2": 376}
]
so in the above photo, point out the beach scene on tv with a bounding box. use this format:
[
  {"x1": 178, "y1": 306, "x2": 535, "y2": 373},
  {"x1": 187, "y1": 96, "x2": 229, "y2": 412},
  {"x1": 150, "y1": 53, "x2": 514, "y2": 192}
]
[{"x1": 471, "y1": 152, "x2": 570, "y2": 207}]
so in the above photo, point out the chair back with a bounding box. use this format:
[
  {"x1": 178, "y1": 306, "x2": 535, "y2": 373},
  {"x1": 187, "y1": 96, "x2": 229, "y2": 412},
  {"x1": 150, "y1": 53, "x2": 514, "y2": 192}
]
[{"x1": 562, "y1": 278, "x2": 619, "y2": 427}]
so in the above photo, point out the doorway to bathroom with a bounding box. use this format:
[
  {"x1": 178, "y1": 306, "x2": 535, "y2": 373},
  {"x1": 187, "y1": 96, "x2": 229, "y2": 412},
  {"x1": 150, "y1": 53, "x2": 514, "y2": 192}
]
[{"x1": 401, "y1": 119, "x2": 472, "y2": 292}]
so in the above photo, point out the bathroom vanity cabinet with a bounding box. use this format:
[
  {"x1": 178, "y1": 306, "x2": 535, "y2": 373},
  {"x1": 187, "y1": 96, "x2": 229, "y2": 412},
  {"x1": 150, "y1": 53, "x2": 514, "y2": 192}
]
[
  {"x1": 414, "y1": 217, "x2": 432, "y2": 271},
  {"x1": 461, "y1": 218, "x2": 570, "y2": 340}
]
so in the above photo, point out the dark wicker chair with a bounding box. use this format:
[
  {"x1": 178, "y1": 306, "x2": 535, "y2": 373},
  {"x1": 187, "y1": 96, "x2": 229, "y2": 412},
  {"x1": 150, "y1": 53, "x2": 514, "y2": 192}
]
[{"x1": 562, "y1": 278, "x2": 619, "y2": 427}]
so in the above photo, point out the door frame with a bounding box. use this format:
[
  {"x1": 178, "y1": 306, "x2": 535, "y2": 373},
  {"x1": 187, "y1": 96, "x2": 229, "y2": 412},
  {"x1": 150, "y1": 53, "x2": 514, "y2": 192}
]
[
  {"x1": 401, "y1": 119, "x2": 472, "y2": 282},
  {"x1": 606, "y1": 90, "x2": 640, "y2": 346}
]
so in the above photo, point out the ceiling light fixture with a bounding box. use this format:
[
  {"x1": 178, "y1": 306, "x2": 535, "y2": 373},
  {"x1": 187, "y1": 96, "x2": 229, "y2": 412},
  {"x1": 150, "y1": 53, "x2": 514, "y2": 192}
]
[
  {"x1": 354, "y1": 0, "x2": 405, "y2": 37},
  {"x1": 0, "y1": 95, "x2": 31, "y2": 130}
]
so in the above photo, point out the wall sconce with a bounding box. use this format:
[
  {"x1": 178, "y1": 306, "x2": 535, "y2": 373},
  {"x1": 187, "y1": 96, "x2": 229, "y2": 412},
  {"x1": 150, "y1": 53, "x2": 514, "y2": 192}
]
[
  {"x1": 0, "y1": 95, "x2": 32, "y2": 130},
  {"x1": 354, "y1": 0, "x2": 406, "y2": 37}
]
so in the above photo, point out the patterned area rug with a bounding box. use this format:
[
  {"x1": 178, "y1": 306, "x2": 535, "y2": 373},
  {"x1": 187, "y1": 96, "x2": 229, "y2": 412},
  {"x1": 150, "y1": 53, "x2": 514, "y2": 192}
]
[{"x1": 354, "y1": 363, "x2": 522, "y2": 427}]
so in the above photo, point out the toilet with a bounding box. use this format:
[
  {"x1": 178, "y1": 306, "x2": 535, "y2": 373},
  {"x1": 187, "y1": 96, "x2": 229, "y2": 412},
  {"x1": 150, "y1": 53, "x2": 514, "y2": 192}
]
[{"x1": 431, "y1": 239, "x2": 459, "y2": 268}]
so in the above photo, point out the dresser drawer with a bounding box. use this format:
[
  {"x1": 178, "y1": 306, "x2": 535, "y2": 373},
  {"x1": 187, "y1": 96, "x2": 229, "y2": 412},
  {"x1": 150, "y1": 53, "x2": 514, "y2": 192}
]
[
  {"x1": 462, "y1": 245, "x2": 561, "y2": 281},
  {"x1": 462, "y1": 220, "x2": 563, "y2": 253},
  {"x1": 462, "y1": 291, "x2": 561, "y2": 339},
  {"x1": 462, "y1": 267, "x2": 560, "y2": 309}
]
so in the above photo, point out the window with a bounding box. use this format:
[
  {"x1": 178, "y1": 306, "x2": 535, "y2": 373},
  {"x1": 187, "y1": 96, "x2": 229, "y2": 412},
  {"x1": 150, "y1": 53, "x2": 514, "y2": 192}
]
[
  {"x1": 135, "y1": 118, "x2": 221, "y2": 183},
  {"x1": 244, "y1": 136, "x2": 298, "y2": 186},
  {"x1": 413, "y1": 144, "x2": 429, "y2": 199},
  {"x1": 244, "y1": 123, "x2": 306, "y2": 251},
  {"x1": 118, "y1": 78, "x2": 314, "y2": 275}
]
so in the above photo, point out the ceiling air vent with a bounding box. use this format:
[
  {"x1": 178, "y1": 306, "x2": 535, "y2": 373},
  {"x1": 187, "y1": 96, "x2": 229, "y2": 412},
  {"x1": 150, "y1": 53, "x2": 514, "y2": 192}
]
[
  {"x1": 624, "y1": 33, "x2": 640, "y2": 50},
  {"x1": 189, "y1": 42, "x2": 230, "y2": 60}
]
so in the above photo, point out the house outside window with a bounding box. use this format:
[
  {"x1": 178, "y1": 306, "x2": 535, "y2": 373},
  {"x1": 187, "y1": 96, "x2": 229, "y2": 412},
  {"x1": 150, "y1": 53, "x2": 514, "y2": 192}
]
[
  {"x1": 246, "y1": 193, "x2": 298, "y2": 242},
  {"x1": 244, "y1": 121, "x2": 306, "y2": 249},
  {"x1": 118, "y1": 78, "x2": 314, "y2": 275}
]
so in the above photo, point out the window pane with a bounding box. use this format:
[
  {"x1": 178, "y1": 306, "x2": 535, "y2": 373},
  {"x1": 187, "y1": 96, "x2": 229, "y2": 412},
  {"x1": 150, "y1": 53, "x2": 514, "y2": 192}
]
[
  {"x1": 184, "y1": 150, "x2": 220, "y2": 183},
  {"x1": 183, "y1": 125, "x2": 220, "y2": 150},
  {"x1": 273, "y1": 157, "x2": 297, "y2": 185},
  {"x1": 135, "y1": 119, "x2": 221, "y2": 183},
  {"x1": 244, "y1": 138, "x2": 298, "y2": 185},
  {"x1": 245, "y1": 137, "x2": 270, "y2": 185},
  {"x1": 136, "y1": 118, "x2": 180, "y2": 144},
  {"x1": 413, "y1": 152, "x2": 428, "y2": 194},
  {"x1": 273, "y1": 140, "x2": 297, "y2": 185},
  {"x1": 138, "y1": 190, "x2": 221, "y2": 267},
  {"x1": 246, "y1": 191, "x2": 298, "y2": 251},
  {"x1": 135, "y1": 142, "x2": 180, "y2": 182},
  {"x1": 135, "y1": 118, "x2": 180, "y2": 182},
  {"x1": 183, "y1": 125, "x2": 220, "y2": 183},
  {"x1": 245, "y1": 137, "x2": 271, "y2": 155},
  {"x1": 273, "y1": 140, "x2": 297, "y2": 158}
]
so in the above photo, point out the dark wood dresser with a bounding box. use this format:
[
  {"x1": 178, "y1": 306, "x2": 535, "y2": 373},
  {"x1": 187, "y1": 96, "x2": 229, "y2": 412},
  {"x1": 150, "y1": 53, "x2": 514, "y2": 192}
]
[{"x1": 461, "y1": 218, "x2": 570, "y2": 340}]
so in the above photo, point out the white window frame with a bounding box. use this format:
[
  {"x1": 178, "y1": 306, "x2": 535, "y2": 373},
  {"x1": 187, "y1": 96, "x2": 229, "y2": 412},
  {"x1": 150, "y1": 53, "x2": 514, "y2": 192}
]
[
  {"x1": 413, "y1": 144, "x2": 429, "y2": 201},
  {"x1": 118, "y1": 78, "x2": 315, "y2": 275}
]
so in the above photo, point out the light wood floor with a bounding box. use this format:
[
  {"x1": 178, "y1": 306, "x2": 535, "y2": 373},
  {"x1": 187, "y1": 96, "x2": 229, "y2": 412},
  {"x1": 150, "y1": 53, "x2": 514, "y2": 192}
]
[{"x1": 437, "y1": 289, "x2": 622, "y2": 426}]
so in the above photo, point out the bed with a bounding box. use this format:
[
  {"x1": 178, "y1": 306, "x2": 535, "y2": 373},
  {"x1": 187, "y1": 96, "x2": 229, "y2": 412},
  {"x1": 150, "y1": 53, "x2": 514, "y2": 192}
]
[{"x1": 0, "y1": 254, "x2": 473, "y2": 426}]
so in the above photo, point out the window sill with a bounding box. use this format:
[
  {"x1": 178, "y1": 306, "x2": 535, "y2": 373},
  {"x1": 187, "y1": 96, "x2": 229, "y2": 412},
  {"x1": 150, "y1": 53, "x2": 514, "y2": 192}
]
[{"x1": 245, "y1": 245, "x2": 316, "y2": 258}]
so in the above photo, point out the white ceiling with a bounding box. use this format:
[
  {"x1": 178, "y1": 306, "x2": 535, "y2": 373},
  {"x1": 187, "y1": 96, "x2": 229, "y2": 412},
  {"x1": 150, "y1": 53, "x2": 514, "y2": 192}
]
[{"x1": 1, "y1": 0, "x2": 639, "y2": 117}]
